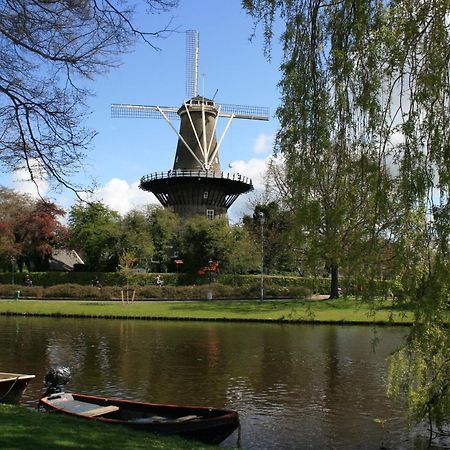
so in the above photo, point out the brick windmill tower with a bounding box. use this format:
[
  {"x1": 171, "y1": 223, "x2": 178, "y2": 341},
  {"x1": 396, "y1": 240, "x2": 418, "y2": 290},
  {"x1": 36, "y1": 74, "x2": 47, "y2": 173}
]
[{"x1": 112, "y1": 31, "x2": 269, "y2": 219}]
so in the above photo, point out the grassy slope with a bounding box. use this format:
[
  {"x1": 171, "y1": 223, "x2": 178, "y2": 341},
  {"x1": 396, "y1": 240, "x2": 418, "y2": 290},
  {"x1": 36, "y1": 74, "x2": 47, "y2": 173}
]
[
  {"x1": 0, "y1": 404, "x2": 215, "y2": 450},
  {"x1": 0, "y1": 298, "x2": 414, "y2": 324}
]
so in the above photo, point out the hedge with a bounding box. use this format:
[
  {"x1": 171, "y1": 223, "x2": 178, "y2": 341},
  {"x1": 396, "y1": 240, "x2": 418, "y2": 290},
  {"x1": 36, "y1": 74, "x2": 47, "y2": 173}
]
[
  {"x1": 0, "y1": 282, "x2": 312, "y2": 301},
  {"x1": 0, "y1": 271, "x2": 394, "y2": 298},
  {"x1": 0, "y1": 271, "x2": 330, "y2": 290}
]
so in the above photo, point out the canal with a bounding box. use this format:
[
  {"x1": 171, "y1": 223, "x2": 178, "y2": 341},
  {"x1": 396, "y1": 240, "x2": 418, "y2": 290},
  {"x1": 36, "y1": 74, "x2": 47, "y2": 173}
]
[{"x1": 0, "y1": 316, "x2": 439, "y2": 449}]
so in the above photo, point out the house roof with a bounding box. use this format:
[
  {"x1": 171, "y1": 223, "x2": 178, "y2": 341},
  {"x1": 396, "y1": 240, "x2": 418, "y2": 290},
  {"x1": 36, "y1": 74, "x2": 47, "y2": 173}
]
[{"x1": 50, "y1": 249, "x2": 85, "y2": 271}]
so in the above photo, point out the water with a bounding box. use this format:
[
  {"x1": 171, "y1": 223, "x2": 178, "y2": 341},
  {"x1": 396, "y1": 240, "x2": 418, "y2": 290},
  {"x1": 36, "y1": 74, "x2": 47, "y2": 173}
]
[{"x1": 0, "y1": 316, "x2": 444, "y2": 449}]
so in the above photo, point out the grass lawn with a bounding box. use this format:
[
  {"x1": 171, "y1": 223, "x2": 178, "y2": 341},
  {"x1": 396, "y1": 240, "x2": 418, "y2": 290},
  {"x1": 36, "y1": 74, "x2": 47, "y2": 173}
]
[
  {"x1": 0, "y1": 297, "x2": 414, "y2": 325},
  {"x1": 0, "y1": 404, "x2": 215, "y2": 450}
]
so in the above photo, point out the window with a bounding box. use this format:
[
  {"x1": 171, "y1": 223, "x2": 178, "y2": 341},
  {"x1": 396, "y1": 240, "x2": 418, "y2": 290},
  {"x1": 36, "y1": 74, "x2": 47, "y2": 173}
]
[
  {"x1": 203, "y1": 191, "x2": 209, "y2": 199},
  {"x1": 206, "y1": 209, "x2": 214, "y2": 220}
]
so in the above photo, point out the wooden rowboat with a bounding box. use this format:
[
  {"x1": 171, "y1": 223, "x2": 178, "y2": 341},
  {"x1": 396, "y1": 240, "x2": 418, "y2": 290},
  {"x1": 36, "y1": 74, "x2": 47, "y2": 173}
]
[
  {"x1": 0, "y1": 372, "x2": 35, "y2": 404},
  {"x1": 39, "y1": 392, "x2": 239, "y2": 445}
]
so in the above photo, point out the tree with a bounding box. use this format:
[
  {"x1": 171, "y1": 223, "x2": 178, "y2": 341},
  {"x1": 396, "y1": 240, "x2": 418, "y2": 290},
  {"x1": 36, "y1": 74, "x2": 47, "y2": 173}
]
[
  {"x1": 243, "y1": 201, "x2": 298, "y2": 274},
  {"x1": 17, "y1": 199, "x2": 68, "y2": 271},
  {"x1": 244, "y1": 0, "x2": 396, "y2": 297},
  {"x1": 0, "y1": 187, "x2": 67, "y2": 271},
  {"x1": 119, "y1": 209, "x2": 155, "y2": 270},
  {"x1": 0, "y1": 188, "x2": 34, "y2": 270},
  {"x1": 69, "y1": 201, "x2": 121, "y2": 271},
  {"x1": 0, "y1": 1, "x2": 178, "y2": 195},
  {"x1": 244, "y1": 0, "x2": 450, "y2": 436},
  {"x1": 147, "y1": 206, "x2": 180, "y2": 272},
  {"x1": 178, "y1": 216, "x2": 227, "y2": 274},
  {"x1": 226, "y1": 224, "x2": 260, "y2": 275},
  {"x1": 178, "y1": 216, "x2": 257, "y2": 275}
]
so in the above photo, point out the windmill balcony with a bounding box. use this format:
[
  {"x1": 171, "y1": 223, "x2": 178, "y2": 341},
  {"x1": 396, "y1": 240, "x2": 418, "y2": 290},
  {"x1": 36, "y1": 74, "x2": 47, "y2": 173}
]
[
  {"x1": 140, "y1": 169, "x2": 252, "y2": 185},
  {"x1": 139, "y1": 169, "x2": 254, "y2": 218}
]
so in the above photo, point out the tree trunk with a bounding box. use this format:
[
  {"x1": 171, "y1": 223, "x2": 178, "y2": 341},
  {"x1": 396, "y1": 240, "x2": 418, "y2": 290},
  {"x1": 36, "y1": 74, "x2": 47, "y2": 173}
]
[{"x1": 329, "y1": 263, "x2": 340, "y2": 299}]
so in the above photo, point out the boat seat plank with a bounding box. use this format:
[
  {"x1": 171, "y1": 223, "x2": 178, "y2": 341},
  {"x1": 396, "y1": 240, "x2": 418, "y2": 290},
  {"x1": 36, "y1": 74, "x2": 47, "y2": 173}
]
[
  {"x1": 174, "y1": 415, "x2": 201, "y2": 422},
  {"x1": 0, "y1": 374, "x2": 35, "y2": 382},
  {"x1": 48, "y1": 395, "x2": 118, "y2": 416},
  {"x1": 132, "y1": 414, "x2": 201, "y2": 424},
  {"x1": 79, "y1": 405, "x2": 119, "y2": 417}
]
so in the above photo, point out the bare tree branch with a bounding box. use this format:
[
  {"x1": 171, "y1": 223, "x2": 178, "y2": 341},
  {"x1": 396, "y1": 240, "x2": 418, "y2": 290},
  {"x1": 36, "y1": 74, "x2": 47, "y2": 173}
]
[{"x1": 0, "y1": 0, "x2": 179, "y2": 195}]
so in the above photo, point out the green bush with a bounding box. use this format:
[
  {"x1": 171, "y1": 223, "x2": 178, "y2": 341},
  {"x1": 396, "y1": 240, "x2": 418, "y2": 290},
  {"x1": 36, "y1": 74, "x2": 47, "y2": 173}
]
[
  {"x1": 0, "y1": 270, "x2": 401, "y2": 301},
  {"x1": 0, "y1": 282, "x2": 311, "y2": 300},
  {"x1": 0, "y1": 285, "x2": 44, "y2": 299},
  {"x1": 9, "y1": 271, "x2": 319, "y2": 291},
  {"x1": 0, "y1": 272, "x2": 186, "y2": 287}
]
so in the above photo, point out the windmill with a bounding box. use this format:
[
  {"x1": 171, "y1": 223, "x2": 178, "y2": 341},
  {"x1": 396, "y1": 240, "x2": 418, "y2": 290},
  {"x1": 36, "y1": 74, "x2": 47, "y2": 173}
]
[{"x1": 111, "y1": 30, "x2": 269, "y2": 219}]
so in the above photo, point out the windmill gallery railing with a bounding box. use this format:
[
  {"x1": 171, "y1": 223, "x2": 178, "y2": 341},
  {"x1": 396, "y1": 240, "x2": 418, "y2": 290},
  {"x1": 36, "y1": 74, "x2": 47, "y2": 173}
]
[{"x1": 140, "y1": 170, "x2": 253, "y2": 186}]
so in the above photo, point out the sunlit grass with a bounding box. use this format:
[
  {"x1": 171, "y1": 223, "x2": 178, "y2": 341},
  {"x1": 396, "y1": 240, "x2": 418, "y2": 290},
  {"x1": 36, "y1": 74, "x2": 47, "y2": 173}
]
[
  {"x1": 0, "y1": 404, "x2": 215, "y2": 450},
  {"x1": 0, "y1": 297, "x2": 415, "y2": 324}
]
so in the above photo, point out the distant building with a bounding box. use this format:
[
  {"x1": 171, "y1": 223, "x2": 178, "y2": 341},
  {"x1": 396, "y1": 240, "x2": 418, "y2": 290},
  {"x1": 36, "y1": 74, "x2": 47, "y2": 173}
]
[{"x1": 49, "y1": 250, "x2": 85, "y2": 272}]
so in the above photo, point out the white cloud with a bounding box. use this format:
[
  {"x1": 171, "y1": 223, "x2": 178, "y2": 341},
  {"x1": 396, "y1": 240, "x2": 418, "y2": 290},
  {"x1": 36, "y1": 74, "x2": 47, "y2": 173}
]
[
  {"x1": 9, "y1": 161, "x2": 49, "y2": 198},
  {"x1": 253, "y1": 133, "x2": 274, "y2": 155},
  {"x1": 92, "y1": 178, "x2": 158, "y2": 215},
  {"x1": 390, "y1": 130, "x2": 405, "y2": 146},
  {"x1": 229, "y1": 156, "x2": 271, "y2": 190}
]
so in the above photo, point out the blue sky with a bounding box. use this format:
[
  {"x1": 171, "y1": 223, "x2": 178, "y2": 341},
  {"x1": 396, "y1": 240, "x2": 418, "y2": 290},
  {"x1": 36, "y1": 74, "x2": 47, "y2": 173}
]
[{"x1": 2, "y1": 0, "x2": 283, "y2": 221}]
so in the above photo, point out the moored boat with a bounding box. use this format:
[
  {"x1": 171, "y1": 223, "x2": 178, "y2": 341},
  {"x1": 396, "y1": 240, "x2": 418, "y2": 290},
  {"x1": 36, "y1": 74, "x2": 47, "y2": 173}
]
[
  {"x1": 0, "y1": 372, "x2": 35, "y2": 404},
  {"x1": 38, "y1": 392, "x2": 239, "y2": 445}
]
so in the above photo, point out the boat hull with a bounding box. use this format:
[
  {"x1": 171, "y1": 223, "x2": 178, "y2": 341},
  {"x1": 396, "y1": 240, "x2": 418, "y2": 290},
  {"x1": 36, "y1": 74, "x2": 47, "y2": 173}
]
[
  {"x1": 0, "y1": 372, "x2": 35, "y2": 404},
  {"x1": 39, "y1": 392, "x2": 239, "y2": 445}
]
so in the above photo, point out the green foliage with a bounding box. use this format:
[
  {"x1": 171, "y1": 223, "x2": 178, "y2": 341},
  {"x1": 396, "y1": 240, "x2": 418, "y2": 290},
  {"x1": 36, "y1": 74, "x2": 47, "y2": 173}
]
[
  {"x1": 246, "y1": 0, "x2": 398, "y2": 298},
  {"x1": 243, "y1": 202, "x2": 299, "y2": 273},
  {"x1": 226, "y1": 224, "x2": 261, "y2": 274},
  {"x1": 180, "y1": 216, "x2": 241, "y2": 273},
  {"x1": 0, "y1": 270, "x2": 369, "y2": 295},
  {"x1": 0, "y1": 281, "x2": 311, "y2": 301},
  {"x1": 388, "y1": 324, "x2": 450, "y2": 433},
  {"x1": 69, "y1": 202, "x2": 121, "y2": 271},
  {"x1": 147, "y1": 206, "x2": 180, "y2": 272},
  {"x1": 119, "y1": 209, "x2": 155, "y2": 269},
  {"x1": 244, "y1": 0, "x2": 450, "y2": 435}
]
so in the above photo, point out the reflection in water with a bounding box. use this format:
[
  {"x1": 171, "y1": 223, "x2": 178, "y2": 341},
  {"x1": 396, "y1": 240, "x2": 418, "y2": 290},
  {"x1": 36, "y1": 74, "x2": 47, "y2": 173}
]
[{"x1": 0, "y1": 316, "x2": 442, "y2": 449}]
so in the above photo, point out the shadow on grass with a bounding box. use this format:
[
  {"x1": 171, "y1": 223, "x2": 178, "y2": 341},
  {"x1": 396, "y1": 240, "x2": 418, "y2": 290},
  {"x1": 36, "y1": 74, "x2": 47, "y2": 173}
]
[
  {"x1": 166, "y1": 300, "x2": 305, "y2": 315},
  {"x1": 0, "y1": 405, "x2": 210, "y2": 450}
]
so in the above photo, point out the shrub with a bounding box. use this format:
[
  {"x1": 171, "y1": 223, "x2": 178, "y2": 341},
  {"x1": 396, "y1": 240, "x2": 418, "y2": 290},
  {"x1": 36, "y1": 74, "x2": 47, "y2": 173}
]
[
  {"x1": 0, "y1": 282, "x2": 312, "y2": 300},
  {"x1": 0, "y1": 271, "x2": 330, "y2": 290}
]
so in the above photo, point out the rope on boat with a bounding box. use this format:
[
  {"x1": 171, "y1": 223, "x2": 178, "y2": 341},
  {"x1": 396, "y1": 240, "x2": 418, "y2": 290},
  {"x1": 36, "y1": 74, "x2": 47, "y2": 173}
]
[{"x1": 0, "y1": 376, "x2": 20, "y2": 402}]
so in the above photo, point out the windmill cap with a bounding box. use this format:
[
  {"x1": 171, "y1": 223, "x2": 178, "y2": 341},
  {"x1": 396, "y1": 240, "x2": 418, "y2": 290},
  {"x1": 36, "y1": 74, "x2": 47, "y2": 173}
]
[{"x1": 178, "y1": 95, "x2": 218, "y2": 116}]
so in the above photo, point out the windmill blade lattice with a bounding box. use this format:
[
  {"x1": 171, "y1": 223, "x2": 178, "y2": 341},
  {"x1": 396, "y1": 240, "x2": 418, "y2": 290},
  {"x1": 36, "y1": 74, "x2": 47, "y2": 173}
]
[
  {"x1": 111, "y1": 104, "x2": 180, "y2": 121},
  {"x1": 186, "y1": 30, "x2": 199, "y2": 99},
  {"x1": 217, "y1": 103, "x2": 269, "y2": 121}
]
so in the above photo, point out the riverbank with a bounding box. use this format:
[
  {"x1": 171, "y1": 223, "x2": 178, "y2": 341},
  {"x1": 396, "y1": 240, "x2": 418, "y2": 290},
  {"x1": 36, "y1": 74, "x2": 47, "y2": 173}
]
[
  {"x1": 0, "y1": 404, "x2": 215, "y2": 450},
  {"x1": 0, "y1": 297, "x2": 414, "y2": 325}
]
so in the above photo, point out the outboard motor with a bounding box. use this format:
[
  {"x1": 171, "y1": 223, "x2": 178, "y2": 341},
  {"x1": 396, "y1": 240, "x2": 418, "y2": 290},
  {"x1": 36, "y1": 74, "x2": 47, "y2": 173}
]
[{"x1": 43, "y1": 366, "x2": 71, "y2": 397}]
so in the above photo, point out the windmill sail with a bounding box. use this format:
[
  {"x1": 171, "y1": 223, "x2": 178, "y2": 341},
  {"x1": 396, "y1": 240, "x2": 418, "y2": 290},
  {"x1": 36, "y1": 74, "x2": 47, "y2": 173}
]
[{"x1": 186, "y1": 30, "x2": 199, "y2": 99}]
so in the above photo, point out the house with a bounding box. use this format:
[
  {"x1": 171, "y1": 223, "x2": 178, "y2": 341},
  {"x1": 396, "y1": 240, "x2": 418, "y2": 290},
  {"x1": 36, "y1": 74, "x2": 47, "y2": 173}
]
[{"x1": 49, "y1": 250, "x2": 85, "y2": 271}]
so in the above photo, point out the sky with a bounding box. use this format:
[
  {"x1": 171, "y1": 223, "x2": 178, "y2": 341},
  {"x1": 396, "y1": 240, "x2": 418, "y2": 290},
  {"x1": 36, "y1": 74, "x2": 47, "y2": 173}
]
[{"x1": 1, "y1": 0, "x2": 283, "y2": 222}]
